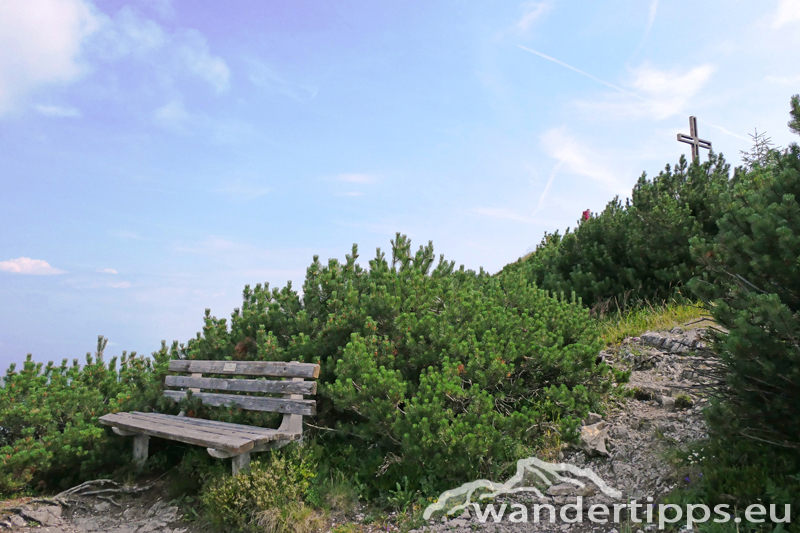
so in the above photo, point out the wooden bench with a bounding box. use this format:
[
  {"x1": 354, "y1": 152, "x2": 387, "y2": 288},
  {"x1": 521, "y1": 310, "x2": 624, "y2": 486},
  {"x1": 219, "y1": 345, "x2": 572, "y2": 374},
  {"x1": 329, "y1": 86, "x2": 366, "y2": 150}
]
[{"x1": 99, "y1": 359, "x2": 320, "y2": 475}]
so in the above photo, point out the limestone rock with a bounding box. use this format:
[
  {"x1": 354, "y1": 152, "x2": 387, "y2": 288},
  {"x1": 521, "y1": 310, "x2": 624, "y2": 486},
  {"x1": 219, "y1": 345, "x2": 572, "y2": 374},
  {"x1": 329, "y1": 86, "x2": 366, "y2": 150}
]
[{"x1": 579, "y1": 421, "x2": 610, "y2": 457}]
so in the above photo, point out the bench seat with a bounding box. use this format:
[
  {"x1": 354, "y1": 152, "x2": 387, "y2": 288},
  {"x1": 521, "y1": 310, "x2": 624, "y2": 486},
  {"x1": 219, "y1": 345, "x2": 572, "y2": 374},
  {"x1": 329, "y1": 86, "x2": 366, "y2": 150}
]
[{"x1": 100, "y1": 412, "x2": 298, "y2": 454}]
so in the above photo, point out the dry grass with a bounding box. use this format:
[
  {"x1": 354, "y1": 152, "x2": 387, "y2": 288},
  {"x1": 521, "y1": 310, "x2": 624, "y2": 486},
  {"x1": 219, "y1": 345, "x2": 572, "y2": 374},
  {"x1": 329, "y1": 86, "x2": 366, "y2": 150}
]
[{"x1": 596, "y1": 299, "x2": 713, "y2": 346}]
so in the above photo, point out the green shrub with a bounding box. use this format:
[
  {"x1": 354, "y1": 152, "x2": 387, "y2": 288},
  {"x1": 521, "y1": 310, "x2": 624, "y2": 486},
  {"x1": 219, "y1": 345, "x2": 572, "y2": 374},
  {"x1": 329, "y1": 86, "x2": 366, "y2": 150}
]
[
  {"x1": 506, "y1": 153, "x2": 731, "y2": 312},
  {"x1": 181, "y1": 234, "x2": 621, "y2": 496},
  {"x1": 0, "y1": 337, "x2": 173, "y2": 495},
  {"x1": 689, "y1": 141, "x2": 800, "y2": 449},
  {"x1": 201, "y1": 445, "x2": 317, "y2": 532},
  {"x1": 674, "y1": 394, "x2": 693, "y2": 410}
]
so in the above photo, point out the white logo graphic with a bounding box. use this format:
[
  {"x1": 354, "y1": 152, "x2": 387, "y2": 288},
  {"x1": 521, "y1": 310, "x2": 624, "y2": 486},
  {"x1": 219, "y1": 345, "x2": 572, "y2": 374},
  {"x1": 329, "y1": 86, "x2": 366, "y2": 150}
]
[{"x1": 423, "y1": 456, "x2": 623, "y2": 520}]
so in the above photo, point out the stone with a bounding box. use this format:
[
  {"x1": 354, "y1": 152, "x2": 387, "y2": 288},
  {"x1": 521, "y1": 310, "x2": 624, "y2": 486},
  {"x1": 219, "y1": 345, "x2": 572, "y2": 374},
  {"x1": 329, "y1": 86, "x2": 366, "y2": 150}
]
[
  {"x1": 9, "y1": 515, "x2": 26, "y2": 527},
  {"x1": 448, "y1": 518, "x2": 468, "y2": 528},
  {"x1": 21, "y1": 507, "x2": 61, "y2": 527},
  {"x1": 579, "y1": 421, "x2": 610, "y2": 457},
  {"x1": 547, "y1": 482, "x2": 578, "y2": 496},
  {"x1": 94, "y1": 502, "x2": 111, "y2": 512},
  {"x1": 585, "y1": 412, "x2": 603, "y2": 425},
  {"x1": 660, "y1": 396, "x2": 676, "y2": 411}
]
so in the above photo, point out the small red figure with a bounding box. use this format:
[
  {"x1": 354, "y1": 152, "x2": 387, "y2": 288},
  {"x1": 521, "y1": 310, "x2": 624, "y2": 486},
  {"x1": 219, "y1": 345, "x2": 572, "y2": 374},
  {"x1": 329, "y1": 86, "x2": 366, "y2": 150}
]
[{"x1": 582, "y1": 209, "x2": 591, "y2": 221}]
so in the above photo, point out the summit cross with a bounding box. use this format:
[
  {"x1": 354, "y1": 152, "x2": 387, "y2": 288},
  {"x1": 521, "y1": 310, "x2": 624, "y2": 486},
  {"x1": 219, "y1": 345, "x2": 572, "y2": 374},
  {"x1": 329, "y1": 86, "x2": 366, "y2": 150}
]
[{"x1": 677, "y1": 116, "x2": 712, "y2": 161}]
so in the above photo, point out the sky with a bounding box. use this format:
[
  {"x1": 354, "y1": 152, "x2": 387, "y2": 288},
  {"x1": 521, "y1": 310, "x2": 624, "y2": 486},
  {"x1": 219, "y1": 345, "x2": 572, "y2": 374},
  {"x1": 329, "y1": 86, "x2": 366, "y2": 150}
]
[{"x1": 1, "y1": 0, "x2": 800, "y2": 369}]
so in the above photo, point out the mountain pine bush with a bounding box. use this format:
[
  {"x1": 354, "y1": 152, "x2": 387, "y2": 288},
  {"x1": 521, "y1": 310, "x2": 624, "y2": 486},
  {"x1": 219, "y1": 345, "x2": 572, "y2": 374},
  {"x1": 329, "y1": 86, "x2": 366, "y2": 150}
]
[
  {"x1": 180, "y1": 234, "x2": 624, "y2": 495},
  {"x1": 507, "y1": 153, "x2": 731, "y2": 312},
  {"x1": 689, "y1": 141, "x2": 800, "y2": 450},
  {"x1": 0, "y1": 337, "x2": 174, "y2": 495}
]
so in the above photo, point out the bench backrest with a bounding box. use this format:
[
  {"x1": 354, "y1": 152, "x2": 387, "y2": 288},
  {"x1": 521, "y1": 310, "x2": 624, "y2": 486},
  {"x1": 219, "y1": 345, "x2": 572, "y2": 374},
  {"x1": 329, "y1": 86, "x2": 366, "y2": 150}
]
[{"x1": 164, "y1": 360, "x2": 320, "y2": 417}]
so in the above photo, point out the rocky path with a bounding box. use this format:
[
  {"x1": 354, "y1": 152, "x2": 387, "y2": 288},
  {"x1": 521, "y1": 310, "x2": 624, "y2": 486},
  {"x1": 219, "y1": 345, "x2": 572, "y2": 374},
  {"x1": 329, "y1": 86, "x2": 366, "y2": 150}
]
[{"x1": 414, "y1": 322, "x2": 717, "y2": 533}]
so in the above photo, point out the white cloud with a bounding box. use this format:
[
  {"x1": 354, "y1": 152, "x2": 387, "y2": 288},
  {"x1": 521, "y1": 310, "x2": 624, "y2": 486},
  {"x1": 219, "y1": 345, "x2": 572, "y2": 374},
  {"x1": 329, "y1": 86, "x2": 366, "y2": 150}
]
[
  {"x1": 773, "y1": 0, "x2": 800, "y2": 27},
  {"x1": 540, "y1": 127, "x2": 628, "y2": 195},
  {"x1": 0, "y1": 257, "x2": 67, "y2": 275},
  {"x1": 248, "y1": 59, "x2": 317, "y2": 101},
  {"x1": 33, "y1": 104, "x2": 81, "y2": 117},
  {"x1": 97, "y1": 268, "x2": 118, "y2": 274},
  {"x1": 518, "y1": 1, "x2": 552, "y2": 31},
  {"x1": 0, "y1": 0, "x2": 101, "y2": 115},
  {"x1": 153, "y1": 99, "x2": 193, "y2": 131},
  {"x1": 577, "y1": 62, "x2": 715, "y2": 120},
  {"x1": 176, "y1": 29, "x2": 230, "y2": 93},
  {"x1": 334, "y1": 173, "x2": 377, "y2": 184},
  {"x1": 95, "y1": 6, "x2": 166, "y2": 60}
]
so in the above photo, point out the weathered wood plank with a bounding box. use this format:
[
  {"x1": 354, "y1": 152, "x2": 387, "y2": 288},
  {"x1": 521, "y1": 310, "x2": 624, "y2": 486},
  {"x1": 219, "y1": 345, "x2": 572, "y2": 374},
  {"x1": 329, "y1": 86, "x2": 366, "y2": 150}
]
[
  {"x1": 141, "y1": 412, "x2": 287, "y2": 438},
  {"x1": 99, "y1": 412, "x2": 254, "y2": 453},
  {"x1": 165, "y1": 375, "x2": 316, "y2": 395},
  {"x1": 163, "y1": 390, "x2": 316, "y2": 415},
  {"x1": 169, "y1": 360, "x2": 320, "y2": 379},
  {"x1": 122, "y1": 412, "x2": 282, "y2": 442}
]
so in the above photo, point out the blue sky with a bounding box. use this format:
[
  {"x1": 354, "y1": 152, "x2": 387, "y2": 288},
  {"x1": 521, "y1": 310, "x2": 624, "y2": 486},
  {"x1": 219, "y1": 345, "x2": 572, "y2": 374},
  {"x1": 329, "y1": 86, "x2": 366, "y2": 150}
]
[{"x1": 2, "y1": 0, "x2": 799, "y2": 369}]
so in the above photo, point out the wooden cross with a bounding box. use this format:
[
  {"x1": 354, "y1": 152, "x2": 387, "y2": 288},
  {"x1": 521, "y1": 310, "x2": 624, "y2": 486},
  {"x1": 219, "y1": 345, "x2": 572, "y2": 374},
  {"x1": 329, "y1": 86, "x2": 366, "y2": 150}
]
[{"x1": 677, "y1": 116, "x2": 711, "y2": 161}]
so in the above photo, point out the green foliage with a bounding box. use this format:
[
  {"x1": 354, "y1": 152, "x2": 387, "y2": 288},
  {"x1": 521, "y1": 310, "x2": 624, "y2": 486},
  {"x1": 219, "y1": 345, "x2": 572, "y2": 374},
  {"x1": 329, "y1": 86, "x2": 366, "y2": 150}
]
[
  {"x1": 182, "y1": 234, "x2": 616, "y2": 496},
  {"x1": 507, "y1": 153, "x2": 731, "y2": 312},
  {"x1": 666, "y1": 431, "x2": 800, "y2": 532},
  {"x1": 789, "y1": 93, "x2": 800, "y2": 136},
  {"x1": 689, "y1": 142, "x2": 800, "y2": 449},
  {"x1": 0, "y1": 336, "x2": 174, "y2": 495},
  {"x1": 201, "y1": 445, "x2": 317, "y2": 532}
]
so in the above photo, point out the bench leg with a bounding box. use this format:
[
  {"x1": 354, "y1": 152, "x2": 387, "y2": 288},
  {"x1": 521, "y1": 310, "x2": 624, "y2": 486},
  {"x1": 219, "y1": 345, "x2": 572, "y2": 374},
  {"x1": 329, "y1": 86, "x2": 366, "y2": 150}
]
[
  {"x1": 133, "y1": 434, "x2": 149, "y2": 468},
  {"x1": 231, "y1": 452, "x2": 250, "y2": 476}
]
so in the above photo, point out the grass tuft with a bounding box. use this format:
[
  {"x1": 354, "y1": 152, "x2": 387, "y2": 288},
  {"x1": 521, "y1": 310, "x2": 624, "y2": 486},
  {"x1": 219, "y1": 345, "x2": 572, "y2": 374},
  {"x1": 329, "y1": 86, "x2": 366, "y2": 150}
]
[{"x1": 595, "y1": 299, "x2": 712, "y2": 346}]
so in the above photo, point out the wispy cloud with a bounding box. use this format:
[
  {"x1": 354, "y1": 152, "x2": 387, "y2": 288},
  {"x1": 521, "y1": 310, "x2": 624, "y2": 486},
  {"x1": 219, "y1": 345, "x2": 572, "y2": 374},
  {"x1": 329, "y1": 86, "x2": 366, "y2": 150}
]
[
  {"x1": 630, "y1": 0, "x2": 659, "y2": 58},
  {"x1": 518, "y1": 45, "x2": 644, "y2": 100},
  {"x1": 108, "y1": 281, "x2": 132, "y2": 289},
  {"x1": 773, "y1": 0, "x2": 800, "y2": 27},
  {"x1": 176, "y1": 29, "x2": 230, "y2": 93},
  {"x1": 335, "y1": 191, "x2": 364, "y2": 197},
  {"x1": 517, "y1": 1, "x2": 552, "y2": 31},
  {"x1": 540, "y1": 128, "x2": 628, "y2": 196},
  {"x1": 575, "y1": 62, "x2": 715, "y2": 120},
  {"x1": 532, "y1": 162, "x2": 563, "y2": 217},
  {"x1": 0, "y1": 257, "x2": 67, "y2": 275},
  {"x1": 33, "y1": 104, "x2": 82, "y2": 117},
  {"x1": 248, "y1": 59, "x2": 318, "y2": 101},
  {"x1": 519, "y1": 45, "x2": 714, "y2": 121},
  {"x1": 97, "y1": 268, "x2": 118, "y2": 274}
]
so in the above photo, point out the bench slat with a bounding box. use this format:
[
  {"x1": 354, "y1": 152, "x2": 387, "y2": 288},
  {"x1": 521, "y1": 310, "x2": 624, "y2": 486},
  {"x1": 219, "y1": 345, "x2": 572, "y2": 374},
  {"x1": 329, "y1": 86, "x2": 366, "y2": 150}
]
[
  {"x1": 141, "y1": 412, "x2": 296, "y2": 438},
  {"x1": 125, "y1": 412, "x2": 284, "y2": 441},
  {"x1": 169, "y1": 360, "x2": 320, "y2": 379},
  {"x1": 165, "y1": 375, "x2": 317, "y2": 395},
  {"x1": 164, "y1": 390, "x2": 316, "y2": 415},
  {"x1": 99, "y1": 412, "x2": 256, "y2": 453}
]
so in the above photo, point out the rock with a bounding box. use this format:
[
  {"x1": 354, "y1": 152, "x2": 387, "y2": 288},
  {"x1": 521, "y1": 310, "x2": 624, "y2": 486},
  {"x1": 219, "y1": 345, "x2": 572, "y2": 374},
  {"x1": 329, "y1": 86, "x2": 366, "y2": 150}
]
[
  {"x1": 448, "y1": 518, "x2": 468, "y2": 528},
  {"x1": 660, "y1": 396, "x2": 676, "y2": 411},
  {"x1": 21, "y1": 506, "x2": 61, "y2": 527},
  {"x1": 94, "y1": 501, "x2": 111, "y2": 512},
  {"x1": 9, "y1": 515, "x2": 26, "y2": 527},
  {"x1": 579, "y1": 421, "x2": 610, "y2": 457},
  {"x1": 547, "y1": 482, "x2": 578, "y2": 496},
  {"x1": 585, "y1": 412, "x2": 603, "y2": 425}
]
